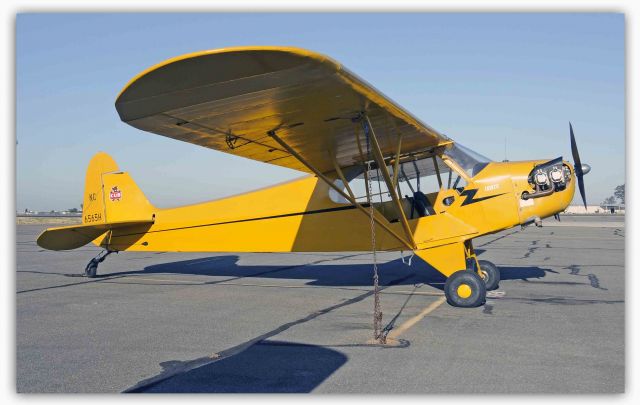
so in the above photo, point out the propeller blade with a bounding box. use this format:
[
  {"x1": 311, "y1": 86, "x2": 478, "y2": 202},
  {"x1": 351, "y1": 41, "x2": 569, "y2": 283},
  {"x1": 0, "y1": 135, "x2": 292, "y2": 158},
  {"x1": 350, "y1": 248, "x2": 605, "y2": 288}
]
[
  {"x1": 570, "y1": 123, "x2": 582, "y2": 175},
  {"x1": 577, "y1": 174, "x2": 587, "y2": 209},
  {"x1": 569, "y1": 122, "x2": 587, "y2": 209}
]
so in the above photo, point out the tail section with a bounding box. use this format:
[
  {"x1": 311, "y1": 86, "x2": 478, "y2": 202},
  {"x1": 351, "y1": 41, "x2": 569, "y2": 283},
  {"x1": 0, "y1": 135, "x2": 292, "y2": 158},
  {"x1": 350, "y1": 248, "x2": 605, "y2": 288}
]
[
  {"x1": 82, "y1": 152, "x2": 155, "y2": 225},
  {"x1": 37, "y1": 152, "x2": 155, "y2": 251}
]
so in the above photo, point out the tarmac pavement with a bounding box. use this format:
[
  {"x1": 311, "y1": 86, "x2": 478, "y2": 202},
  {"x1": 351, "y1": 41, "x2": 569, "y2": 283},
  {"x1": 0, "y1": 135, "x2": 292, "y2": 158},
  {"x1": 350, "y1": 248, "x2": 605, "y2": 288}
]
[{"x1": 16, "y1": 215, "x2": 625, "y2": 393}]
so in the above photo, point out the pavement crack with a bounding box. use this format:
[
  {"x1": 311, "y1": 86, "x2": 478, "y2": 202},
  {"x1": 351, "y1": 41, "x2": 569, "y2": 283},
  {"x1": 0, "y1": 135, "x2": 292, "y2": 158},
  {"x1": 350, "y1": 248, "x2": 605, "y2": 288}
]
[
  {"x1": 563, "y1": 265, "x2": 607, "y2": 290},
  {"x1": 503, "y1": 296, "x2": 622, "y2": 305},
  {"x1": 587, "y1": 274, "x2": 607, "y2": 290},
  {"x1": 522, "y1": 247, "x2": 539, "y2": 259},
  {"x1": 16, "y1": 275, "x2": 127, "y2": 294}
]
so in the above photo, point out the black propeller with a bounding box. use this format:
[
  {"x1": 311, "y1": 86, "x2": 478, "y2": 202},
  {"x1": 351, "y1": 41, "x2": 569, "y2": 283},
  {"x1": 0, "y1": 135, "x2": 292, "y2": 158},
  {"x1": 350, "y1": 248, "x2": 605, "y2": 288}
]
[{"x1": 569, "y1": 122, "x2": 590, "y2": 209}]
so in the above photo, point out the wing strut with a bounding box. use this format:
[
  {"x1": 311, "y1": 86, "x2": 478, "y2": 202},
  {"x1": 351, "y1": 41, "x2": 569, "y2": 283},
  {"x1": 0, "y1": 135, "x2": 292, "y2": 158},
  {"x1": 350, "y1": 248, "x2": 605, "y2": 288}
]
[
  {"x1": 433, "y1": 155, "x2": 443, "y2": 188},
  {"x1": 267, "y1": 129, "x2": 414, "y2": 251},
  {"x1": 331, "y1": 152, "x2": 357, "y2": 200},
  {"x1": 360, "y1": 115, "x2": 417, "y2": 249},
  {"x1": 391, "y1": 135, "x2": 403, "y2": 190}
]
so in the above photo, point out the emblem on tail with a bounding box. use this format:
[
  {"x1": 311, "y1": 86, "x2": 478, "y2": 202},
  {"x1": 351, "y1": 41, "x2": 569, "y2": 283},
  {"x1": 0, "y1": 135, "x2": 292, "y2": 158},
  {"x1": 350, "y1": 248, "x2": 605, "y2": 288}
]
[{"x1": 109, "y1": 186, "x2": 122, "y2": 202}]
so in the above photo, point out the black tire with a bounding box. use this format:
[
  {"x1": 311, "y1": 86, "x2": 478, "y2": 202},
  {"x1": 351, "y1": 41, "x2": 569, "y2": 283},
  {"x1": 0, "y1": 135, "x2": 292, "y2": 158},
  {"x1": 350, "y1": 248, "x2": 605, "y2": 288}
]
[
  {"x1": 444, "y1": 270, "x2": 486, "y2": 308},
  {"x1": 85, "y1": 260, "x2": 98, "y2": 278},
  {"x1": 478, "y1": 260, "x2": 500, "y2": 291}
]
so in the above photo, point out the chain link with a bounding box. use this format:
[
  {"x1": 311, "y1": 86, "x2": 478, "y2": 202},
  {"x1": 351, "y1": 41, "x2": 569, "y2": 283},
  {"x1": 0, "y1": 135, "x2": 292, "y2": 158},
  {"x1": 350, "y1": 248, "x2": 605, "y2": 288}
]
[{"x1": 364, "y1": 121, "x2": 385, "y2": 344}]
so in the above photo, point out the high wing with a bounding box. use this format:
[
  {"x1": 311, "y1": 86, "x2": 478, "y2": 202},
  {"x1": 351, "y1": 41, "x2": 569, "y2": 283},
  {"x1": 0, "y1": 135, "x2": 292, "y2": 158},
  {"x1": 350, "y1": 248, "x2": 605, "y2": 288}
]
[{"x1": 115, "y1": 46, "x2": 450, "y2": 175}]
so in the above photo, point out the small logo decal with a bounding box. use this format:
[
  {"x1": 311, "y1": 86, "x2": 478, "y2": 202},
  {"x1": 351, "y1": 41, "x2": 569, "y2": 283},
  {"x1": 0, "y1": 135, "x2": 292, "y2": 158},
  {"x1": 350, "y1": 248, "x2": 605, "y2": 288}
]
[{"x1": 109, "y1": 186, "x2": 122, "y2": 202}]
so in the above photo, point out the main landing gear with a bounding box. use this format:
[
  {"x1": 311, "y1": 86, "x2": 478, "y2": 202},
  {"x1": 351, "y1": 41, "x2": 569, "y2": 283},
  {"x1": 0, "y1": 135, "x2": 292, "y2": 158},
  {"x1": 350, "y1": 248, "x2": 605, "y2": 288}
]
[
  {"x1": 414, "y1": 241, "x2": 501, "y2": 308},
  {"x1": 478, "y1": 260, "x2": 500, "y2": 291},
  {"x1": 443, "y1": 260, "x2": 501, "y2": 307},
  {"x1": 444, "y1": 270, "x2": 486, "y2": 307},
  {"x1": 84, "y1": 250, "x2": 115, "y2": 278}
]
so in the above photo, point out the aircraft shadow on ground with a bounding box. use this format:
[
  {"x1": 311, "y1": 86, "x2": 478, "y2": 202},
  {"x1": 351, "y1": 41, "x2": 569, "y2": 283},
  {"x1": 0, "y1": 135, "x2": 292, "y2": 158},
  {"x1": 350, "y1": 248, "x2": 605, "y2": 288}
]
[
  {"x1": 128, "y1": 340, "x2": 348, "y2": 393},
  {"x1": 110, "y1": 253, "x2": 552, "y2": 291},
  {"x1": 120, "y1": 255, "x2": 552, "y2": 393}
]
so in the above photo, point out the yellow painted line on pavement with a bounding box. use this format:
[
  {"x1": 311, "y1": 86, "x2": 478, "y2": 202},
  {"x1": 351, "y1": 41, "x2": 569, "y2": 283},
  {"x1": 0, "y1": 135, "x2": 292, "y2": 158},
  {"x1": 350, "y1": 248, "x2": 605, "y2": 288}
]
[{"x1": 387, "y1": 296, "x2": 447, "y2": 340}]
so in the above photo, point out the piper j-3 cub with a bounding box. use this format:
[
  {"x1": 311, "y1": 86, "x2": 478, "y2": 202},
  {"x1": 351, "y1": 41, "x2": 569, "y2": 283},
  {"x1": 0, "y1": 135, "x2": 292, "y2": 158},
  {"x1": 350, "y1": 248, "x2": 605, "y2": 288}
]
[{"x1": 37, "y1": 46, "x2": 591, "y2": 308}]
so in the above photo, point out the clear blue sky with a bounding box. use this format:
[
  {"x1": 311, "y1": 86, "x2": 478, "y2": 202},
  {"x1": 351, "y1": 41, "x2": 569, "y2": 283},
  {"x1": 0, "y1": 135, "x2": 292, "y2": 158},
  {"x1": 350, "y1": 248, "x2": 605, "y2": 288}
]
[{"x1": 16, "y1": 13, "x2": 625, "y2": 211}]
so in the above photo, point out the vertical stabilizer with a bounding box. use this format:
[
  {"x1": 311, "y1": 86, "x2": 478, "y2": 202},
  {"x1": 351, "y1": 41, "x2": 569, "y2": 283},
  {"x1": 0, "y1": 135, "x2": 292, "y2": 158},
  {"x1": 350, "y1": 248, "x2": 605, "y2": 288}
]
[{"x1": 82, "y1": 152, "x2": 155, "y2": 225}]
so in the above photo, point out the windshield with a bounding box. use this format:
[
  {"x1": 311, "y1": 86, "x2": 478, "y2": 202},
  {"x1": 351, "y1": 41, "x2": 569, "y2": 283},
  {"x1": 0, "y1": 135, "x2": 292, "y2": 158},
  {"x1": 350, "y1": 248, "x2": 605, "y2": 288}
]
[{"x1": 443, "y1": 143, "x2": 491, "y2": 177}]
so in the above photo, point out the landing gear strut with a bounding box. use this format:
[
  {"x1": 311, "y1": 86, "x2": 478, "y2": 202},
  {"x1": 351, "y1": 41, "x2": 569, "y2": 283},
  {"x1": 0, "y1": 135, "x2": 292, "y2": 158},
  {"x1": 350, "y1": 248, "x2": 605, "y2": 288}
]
[{"x1": 84, "y1": 250, "x2": 115, "y2": 278}]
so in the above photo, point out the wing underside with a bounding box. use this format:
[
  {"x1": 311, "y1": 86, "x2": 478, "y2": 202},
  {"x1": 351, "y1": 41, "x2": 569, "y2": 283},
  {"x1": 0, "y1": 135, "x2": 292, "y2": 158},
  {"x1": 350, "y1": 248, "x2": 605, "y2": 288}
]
[{"x1": 115, "y1": 46, "x2": 450, "y2": 175}]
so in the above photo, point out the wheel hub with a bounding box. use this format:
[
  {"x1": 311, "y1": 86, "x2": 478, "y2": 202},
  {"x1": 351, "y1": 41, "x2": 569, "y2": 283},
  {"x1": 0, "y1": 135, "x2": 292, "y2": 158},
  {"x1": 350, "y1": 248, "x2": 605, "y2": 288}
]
[{"x1": 457, "y1": 283, "x2": 472, "y2": 299}]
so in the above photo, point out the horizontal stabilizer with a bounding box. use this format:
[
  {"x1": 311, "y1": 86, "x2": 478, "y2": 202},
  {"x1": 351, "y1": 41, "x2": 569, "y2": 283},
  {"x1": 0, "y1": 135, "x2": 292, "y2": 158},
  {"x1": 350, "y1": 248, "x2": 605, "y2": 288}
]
[{"x1": 36, "y1": 220, "x2": 154, "y2": 251}]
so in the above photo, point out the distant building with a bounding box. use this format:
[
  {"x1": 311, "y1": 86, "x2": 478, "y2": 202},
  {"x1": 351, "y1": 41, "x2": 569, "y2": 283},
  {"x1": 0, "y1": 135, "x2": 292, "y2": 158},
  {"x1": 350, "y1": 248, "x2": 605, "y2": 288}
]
[
  {"x1": 563, "y1": 205, "x2": 624, "y2": 214},
  {"x1": 599, "y1": 203, "x2": 625, "y2": 214},
  {"x1": 16, "y1": 210, "x2": 82, "y2": 217}
]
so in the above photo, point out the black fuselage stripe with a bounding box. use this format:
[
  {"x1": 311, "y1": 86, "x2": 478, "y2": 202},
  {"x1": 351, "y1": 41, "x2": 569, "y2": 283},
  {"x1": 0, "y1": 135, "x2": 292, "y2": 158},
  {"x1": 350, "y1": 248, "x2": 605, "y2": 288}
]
[{"x1": 114, "y1": 204, "x2": 366, "y2": 238}]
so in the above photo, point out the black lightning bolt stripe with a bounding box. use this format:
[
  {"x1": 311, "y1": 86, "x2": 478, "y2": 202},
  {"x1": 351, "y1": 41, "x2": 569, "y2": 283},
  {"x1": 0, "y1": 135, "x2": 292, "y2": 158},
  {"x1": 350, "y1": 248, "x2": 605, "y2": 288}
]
[{"x1": 460, "y1": 189, "x2": 506, "y2": 206}]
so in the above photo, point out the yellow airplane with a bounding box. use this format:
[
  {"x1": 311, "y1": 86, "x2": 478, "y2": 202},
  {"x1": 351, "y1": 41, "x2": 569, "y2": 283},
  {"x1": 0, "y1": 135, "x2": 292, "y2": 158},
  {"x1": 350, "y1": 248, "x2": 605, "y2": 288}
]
[{"x1": 36, "y1": 46, "x2": 591, "y2": 307}]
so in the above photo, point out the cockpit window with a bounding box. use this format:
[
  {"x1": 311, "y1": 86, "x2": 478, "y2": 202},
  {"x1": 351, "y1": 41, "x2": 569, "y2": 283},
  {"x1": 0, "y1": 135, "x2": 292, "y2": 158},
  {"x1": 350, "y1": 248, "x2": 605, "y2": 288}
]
[
  {"x1": 443, "y1": 143, "x2": 491, "y2": 177},
  {"x1": 328, "y1": 154, "x2": 467, "y2": 220}
]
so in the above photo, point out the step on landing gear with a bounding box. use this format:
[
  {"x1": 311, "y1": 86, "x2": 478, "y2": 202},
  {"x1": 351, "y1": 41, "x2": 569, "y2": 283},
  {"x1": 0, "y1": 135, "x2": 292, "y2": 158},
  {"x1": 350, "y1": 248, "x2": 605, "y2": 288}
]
[
  {"x1": 444, "y1": 270, "x2": 486, "y2": 308},
  {"x1": 84, "y1": 250, "x2": 115, "y2": 278}
]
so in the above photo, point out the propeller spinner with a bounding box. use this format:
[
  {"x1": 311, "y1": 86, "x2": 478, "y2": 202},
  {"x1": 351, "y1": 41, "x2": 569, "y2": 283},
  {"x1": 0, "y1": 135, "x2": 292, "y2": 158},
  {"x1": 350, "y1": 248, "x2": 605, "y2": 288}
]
[{"x1": 569, "y1": 122, "x2": 590, "y2": 209}]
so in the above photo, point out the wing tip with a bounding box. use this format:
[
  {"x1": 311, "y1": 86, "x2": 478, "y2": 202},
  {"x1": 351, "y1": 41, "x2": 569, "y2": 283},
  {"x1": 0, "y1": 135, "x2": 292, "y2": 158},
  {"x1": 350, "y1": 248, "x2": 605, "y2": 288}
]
[{"x1": 115, "y1": 46, "x2": 336, "y2": 104}]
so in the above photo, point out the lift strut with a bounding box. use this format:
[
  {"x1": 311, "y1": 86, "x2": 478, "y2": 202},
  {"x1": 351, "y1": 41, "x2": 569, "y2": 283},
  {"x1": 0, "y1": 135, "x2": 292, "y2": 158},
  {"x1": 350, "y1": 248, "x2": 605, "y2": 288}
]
[{"x1": 359, "y1": 115, "x2": 416, "y2": 250}]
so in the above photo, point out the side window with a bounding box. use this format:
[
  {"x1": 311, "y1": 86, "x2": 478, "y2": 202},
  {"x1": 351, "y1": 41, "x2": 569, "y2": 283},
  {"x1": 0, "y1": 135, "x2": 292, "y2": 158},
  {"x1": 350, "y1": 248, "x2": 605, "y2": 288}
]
[
  {"x1": 327, "y1": 154, "x2": 470, "y2": 219},
  {"x1": 328, "y1": 167, "x2": 395, "y2": 204},
  {"x1": 443, "y1": 165, "x2": 468, "y2": 191},
  {"x1": 395, "y1": 156, "x2": 446, "y2": 200},
  {"x1": 394, "y1": 154, "x2": 469, "y2": 195}
]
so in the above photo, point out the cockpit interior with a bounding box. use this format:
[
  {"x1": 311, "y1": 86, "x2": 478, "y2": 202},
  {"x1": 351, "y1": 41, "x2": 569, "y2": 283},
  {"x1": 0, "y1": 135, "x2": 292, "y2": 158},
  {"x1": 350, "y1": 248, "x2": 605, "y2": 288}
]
[{"x1": 330, "y1": 143, "x2": 492, "y2": 222}]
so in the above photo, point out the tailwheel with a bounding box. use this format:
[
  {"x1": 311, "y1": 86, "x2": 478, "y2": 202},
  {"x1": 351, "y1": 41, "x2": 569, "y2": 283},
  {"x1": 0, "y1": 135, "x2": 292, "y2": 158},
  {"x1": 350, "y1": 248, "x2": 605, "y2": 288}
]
[
  {"x1": 444, "y1": 270, "x2": 486, "y2": 308},
  {"x1": 478, "y1": 260, "x2": 500, "y2": 291},
  {"x1": 83, "y1": 250, "x2": 115, "y2": 278},
  {"x1": 85, "y1": 259, "x2": 99, "y2": 278}
]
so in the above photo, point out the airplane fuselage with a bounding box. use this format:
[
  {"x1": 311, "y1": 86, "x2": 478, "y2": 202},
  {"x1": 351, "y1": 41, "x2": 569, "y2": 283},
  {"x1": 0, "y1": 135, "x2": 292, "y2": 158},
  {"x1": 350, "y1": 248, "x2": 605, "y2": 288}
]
[{"x1": 96, "y1": 157, "x2": 575, "y2": 280}]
